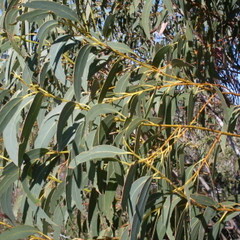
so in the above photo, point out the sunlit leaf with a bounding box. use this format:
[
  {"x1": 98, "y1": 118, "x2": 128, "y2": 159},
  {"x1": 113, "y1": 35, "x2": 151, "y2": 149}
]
[
  {"x1": 24, "y1": 1, "x2": 79, "y2": 22},
  {"x1": 0, "y1": 225, "x2": 38, "y2": 240},
  {"x1": 74, "y1": 45, "x2": 93, "y2": 101},
  {"x1": 69, "y1": 145, "x2": 129, "y2": 168},
  {"x1": 141, "y1": 0, "x2": 153, "y2": 39}
]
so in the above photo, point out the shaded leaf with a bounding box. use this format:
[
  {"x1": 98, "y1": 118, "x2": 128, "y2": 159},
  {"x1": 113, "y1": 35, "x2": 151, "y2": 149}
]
[
  {"x1": 152, "y1": 45, "x2": 172, "y2": 68},
  {"x1": 130, "y1": 176, "x2": 152, "y2": 240},
  {"x1": 36, "y1": 20, "x2": 58, "y2": 53},
  {"x1": 18, "y1": 93, "x2": 44, "y2": 166},
  {"x1": 191, "y1": 194, "x2": 218, "y2": 207},
  {"x1": 57, "y1": 101, "x2": 76, "y2": 151},
  {"x1": 98, "y1": 60, "x2": 122, "y2": 103},
  {"x1": 171, "y1": 59, "x2": 193, "y2": 68},
  {"x1": 103, "y1": 14, "x2": 115, "y2": 38}
]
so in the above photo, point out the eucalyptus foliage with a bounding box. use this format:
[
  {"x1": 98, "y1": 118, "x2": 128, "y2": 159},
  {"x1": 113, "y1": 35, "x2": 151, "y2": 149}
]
[{"x1": 0, "y1": 0, "x2": 240, "y2": 239}]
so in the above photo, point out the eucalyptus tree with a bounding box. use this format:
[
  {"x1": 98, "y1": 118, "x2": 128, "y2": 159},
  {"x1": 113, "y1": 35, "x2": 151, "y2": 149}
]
[{"x1": 0, "y1": 0, "x2": 240, "y2": 239}]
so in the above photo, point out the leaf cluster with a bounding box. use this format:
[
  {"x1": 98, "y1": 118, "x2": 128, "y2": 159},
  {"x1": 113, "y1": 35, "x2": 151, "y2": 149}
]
[{"x1": 0, "y1": 0, "x2": 240, "y2": 239}]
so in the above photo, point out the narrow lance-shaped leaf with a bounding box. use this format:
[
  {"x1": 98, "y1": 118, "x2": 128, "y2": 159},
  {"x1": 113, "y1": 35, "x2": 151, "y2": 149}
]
[
  {"x1": 74, "y1": 45, "x2": 93, "y2": 102},
  {"x1": 35, "y1": 103, "x2": 65, "y2": 148},
  {"x1": 3, "y1": 6, "x2": 24, "y2": 56},
  {"x1": 171, "y1": 59, "x2": 194, "y2": 68},
  {"x1": 107, "y1": 42, "x2": 135, "y2": 55},
  {"x1": 24, "y1": 1, "x2": 79, "y2": 22},
  {"x1": 23, "y1": 148, "x2": 49, "y2": 162},
  {"x1": 121, "y1": 163, "x2": 137, "y2": 211},
  {"x1": 157, "y1": 195, "x2": 181, "y2": 239},
  {"x1": 190, "y1": 194, "x2": 218, "y2": 207},
  {"x1": 187, "y1": 90, "x2": 194, "y2": 124},
  {"x1": 86, "y1": 103, "x2": 121, "y2": 123},
  {"x1": 49, "y1": 35, "x2": 70, "y2": 71},
  {"x1": 0, "y1": 96, "x2": 24, "y2": 133},
  {"x1": 17, "y1": 9, "x2": 49, "y2": 22},
  {"x1": 36, "y1": 20, "x2": 58, "y2": 54},
  {"x1": 103, "y1": 14, "x2": 115, "y2": 38},
  {"x1": 0, "y1": 186, "x2": 16, "y2": 224},
  {"x1": 3, "y1": 96, "x2": 34, "y2": 165},
  {"x1": 98, "y1": 60, "x2": 122, "y2": 103},
  {"x1": 141, "y1": 0, "x2": 153, "y2": 39},
  {"x1": 69, "y1": 145, "x2": 130, "y2": 168},
  {"x1": 0, "y1": 163, "x2": 18, "y2": 198},
  {"x1": 0, "y1": 225, "x2": 39, "y2": 240},
  {"x1": 57, "y1": 101, "x2": 76, "y2": 151},
  {"x1": 130, "y1": 176, "x2": 152, "y2": 240},
  {"x1": 18, "y1": 92, "x2": 44, "y2": 166}
]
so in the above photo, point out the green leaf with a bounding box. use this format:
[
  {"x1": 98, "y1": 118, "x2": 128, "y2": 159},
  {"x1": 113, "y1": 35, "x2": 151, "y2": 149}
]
[
  {"x1": 36, "y1": 20, "x2": 58, "y2": 54},
  {"x1": 107, "y1": 42, "x2": 135, "y2": 55},
  {"x1": 157, "y1": 194, "x2": 181, "y2": 239},
  {"x1": 86, "y1": 103, "x2": 120, "y2": 123},
  {"x1": 212, "y1": 221, "x2": 223, "y2": 239},
  {"x1": 27, "y1": 196, "x2": 58, "y2": 226},
  {"x1": 0, "y1": 163, "x2": 18, "y2": 198},
  {"x1": 17, "y1": 9, "x2": 49, "y2": 22},
  {"x1": 121, "y1": 163, "x2": 137, "y2": 211},
  {"x1": 57, "y1": 101, "x2": 76, "y2": 151},
  {"x1": 49, "y1": 35, "x2": 71, "y2": 84},
  {"x1": 35, "y1": 104, "x2": 64, "y2": 148},
  {"x1": 24, "y1": 1, "x2": 79, "y2": 22},
  {"x1": 48, "y1": 182, "x2": 65, "y2": 215},
  {"x1": 125, "y1": 118, "x2": 144, "y2": 140},
  {"x1": 175, "y1": 207, "x2": 187, "y2": 240},
  {"x1": 224, "y1": 211, "x2": 240, "y2": 222},
  {"x1": 120, "y1": 227, "x2": 130, "y2": 240},
  {"x1": 152, "y1": 45, "x2": 172, "y2": 68},
  {"x1": 18, "y1": 93, "x2": 44, "y2": 166},
  {"x1": 171, "y1": 59, "x2": 193, "y2": 68},
  {"x1": 163, "y1": 0, "x2": 173, "y2": 13},
  {"x1": 187, "y1": 91, "x2": 194, "y2": 124},
  {"x1": 98, "y1": 60, "x2": 122, "y2": 103},
  {"x1": 3, "y1": 114, "x2": 20, "y2": 165},
  {"x1": 141, "y1": 0, "x2": 153, "y2": 39},
  {"x1": 0, "y1": 96, "x2": 24, "y2": 133},
  {"x1": 190, "y1": 194, "x2": 218, "y2": 207},
  {"x1": 114, "y1": 72, "x2": 131, "y2": 93},
  {"x1": 0, "y1": 225, "x2": 38, "y2": 240},
  {"x1": 130, "y1": 176, "x2": 152, "y2": 240},
  {"x1": 3, "y1": 7, "x2": 23, "y2": 56},
  {"x1": 103, "y1": 14, "x2": 115, "y2": 38},
  {"x1": 74, "y1": 45, "x2": 93, "y2": 101},
  {"x1": 0, "y1": 186, "x2": 16, "y2": 224},
  {"x1": 21, "y1": 177, "x2": 41, "y2": 205},
  {"x1": 23, "y1": 148, "x2": 49, "y2": 162},
  {"x1": 69, "y1": 145, "x2": 129, "y2": 168},
  {"x1": 88, "y1": 188, "x2": 99, "y2": 231},
  {"x1": 185, "y1": 20, "x2": 194, "y2": 41},
  {"x1": 198, "y1": 207, "x2": 216, "y2": 240},
  {"x1": 71, "y1": 170, "x2": 84, "y2": 212},
  {"x1": 3, "y1": 96, "x2": 34, "y2": 165}
]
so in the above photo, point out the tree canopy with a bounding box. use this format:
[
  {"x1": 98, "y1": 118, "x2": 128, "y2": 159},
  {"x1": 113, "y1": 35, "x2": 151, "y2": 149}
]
[{"x1": 0, "y1": 0, "x2": 240, "y2": 239}]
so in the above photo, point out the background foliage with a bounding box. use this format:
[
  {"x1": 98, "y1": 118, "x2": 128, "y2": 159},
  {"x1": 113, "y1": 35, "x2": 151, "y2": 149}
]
[{"x1": 0, "y1": 0, "x2": 240, "y2": 239}]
